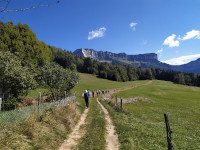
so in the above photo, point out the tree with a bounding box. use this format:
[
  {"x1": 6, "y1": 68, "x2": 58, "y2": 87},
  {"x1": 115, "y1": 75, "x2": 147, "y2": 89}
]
[
  {"x1": 99, "y1": 71, "x2": 107, "y2": 79},
  {"x1": 0, "y1": 21, "x2": 52, "y2": 68},
  {"x1": 0, "y1": 51, "x2": 36, "y2": 98},
  {"x1": 39, "y1": 63, "x2": 79, "y2": 100},
  {"x1": 174, "y1": 73, "x2": 186, "y2": 85}
]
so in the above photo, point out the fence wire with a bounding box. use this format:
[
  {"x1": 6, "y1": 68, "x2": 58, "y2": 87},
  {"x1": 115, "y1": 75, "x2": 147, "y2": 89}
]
[{"x1": 0, "y1": 96, "x2": 76, "y2": 128}]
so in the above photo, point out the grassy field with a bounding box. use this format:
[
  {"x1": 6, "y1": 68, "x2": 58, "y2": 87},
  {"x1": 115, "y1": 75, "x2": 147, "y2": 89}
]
[
  {"x1": 72, "y1": 73, "x2": 147, "y2": 93},
  {"x1": 71, "y1": 73, "x2": 148, "y2": 113},
  {"x1": 102, "y1": 80, "x2": 200, "y2": 149},
  {"x1": 2, "y1": 73, "x2": 200, "y2": 149},
  {"x1": 26, "y1": 88, "x2": 50, "y2": 98}
]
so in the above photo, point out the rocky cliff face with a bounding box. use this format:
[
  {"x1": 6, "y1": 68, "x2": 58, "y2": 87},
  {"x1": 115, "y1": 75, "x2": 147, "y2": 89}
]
[
  {"x1": 73, "y1": 48, "x2": 158, "y2": 63},
  {"x1": 73, "y1": 48, "x2": 200, "y2": 74}
]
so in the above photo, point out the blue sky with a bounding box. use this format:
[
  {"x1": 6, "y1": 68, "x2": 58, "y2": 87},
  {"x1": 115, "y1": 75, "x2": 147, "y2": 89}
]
[{"x1": 1, "y1": 0, "x2": 200, "y2": 65}]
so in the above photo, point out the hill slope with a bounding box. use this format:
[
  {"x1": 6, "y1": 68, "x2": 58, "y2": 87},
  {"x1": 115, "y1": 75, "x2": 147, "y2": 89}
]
[
  {"x1": 74, "y1": 73, "x2": 200, "y2": 149},
  {"x1": 180, "y1": 58, "x2": 200, "y2": 73},
  {"x1": 100, "y1": 79, "x2": 200, "y2": 149}
]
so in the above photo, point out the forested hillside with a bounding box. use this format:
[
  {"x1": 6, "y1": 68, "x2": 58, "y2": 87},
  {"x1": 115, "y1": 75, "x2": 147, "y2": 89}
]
[
  {"x1": 0, "y1": 21, "x2": 79, "y2": 99},
  {"x1": 0, "y1": 21, "x2": 52, "y2": 66},
  {"x1": 52, "y1": 46, "x2": 200, "y2": 87}
]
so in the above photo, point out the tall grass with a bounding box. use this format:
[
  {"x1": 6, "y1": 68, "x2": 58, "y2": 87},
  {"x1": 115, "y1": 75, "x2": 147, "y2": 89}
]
[
  {"x1": 0, "y1": 96, "x2": 76, "y2": 129},
  {"x1": 0, "y1": 102, "x2": 80, "y2": 150}
]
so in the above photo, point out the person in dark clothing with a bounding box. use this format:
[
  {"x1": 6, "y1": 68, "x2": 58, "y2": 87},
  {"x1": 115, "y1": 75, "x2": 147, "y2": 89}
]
[
  {"x1": 92, "y1": 89, "x2": 95, "y2": 97},
  {"x1": 84, "y1": 90, "x2": 89, "y2": 108},
  {"x1": 102, "y1": 90, "x2": 104, "y2": 95}
]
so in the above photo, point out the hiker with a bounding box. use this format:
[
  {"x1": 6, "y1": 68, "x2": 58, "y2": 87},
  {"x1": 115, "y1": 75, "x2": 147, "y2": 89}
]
[
  {"x1": 84, "y1": 90, "x2": 89, "y2": 108},
  {"x1": 96, "y1": 90, "x2": 99, "y2": 96},
  {"x1": 87, "y1": 89, "x2": 90, "y2": 97},
  {"x1": 102, "y1": 90, "x2": 104, "y2": 95},
  {"x1": 92, "y1": 89, "x2": 94, "y2": 97}
]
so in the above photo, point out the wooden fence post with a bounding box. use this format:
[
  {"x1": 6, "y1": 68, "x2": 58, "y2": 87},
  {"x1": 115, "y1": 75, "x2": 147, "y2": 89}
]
[
  {"x1": 115, "y1": 96, "x2": 117, "y2": 106},
  {"x1": 38, "y1": 92, "x2": 41, "y2": 112},
  {"x1": 0, "y1": 98, "x2": 2, "y2": 112},
  {"x1": 120, "y1": 97, "x2": 123, "y2": 111},
  {"x1": 64, "y1": 91, "x2": 66, "y2": 99},
  {"x1": 164, "y1": 114, "x2": 173, "y2": 150},
  {"x1": 73, "y1": 92, "x2": 76, "y2": 103}
]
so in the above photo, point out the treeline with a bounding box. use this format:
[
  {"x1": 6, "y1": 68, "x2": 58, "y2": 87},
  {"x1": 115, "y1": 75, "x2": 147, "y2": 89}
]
[
  {"x1": 52, "y1": 47, "x2": 200, "y2": 87},
  {"x1": 0, "y1": 21, "x2": 79, "y2": 99}
]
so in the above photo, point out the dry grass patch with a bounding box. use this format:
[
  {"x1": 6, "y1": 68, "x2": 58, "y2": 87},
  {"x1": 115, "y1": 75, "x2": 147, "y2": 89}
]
[
  {"x1": 0, "y1": 102, "x2": 80, "y2": 150},
  {"x1": 122, "y1": 97, "x2": 149, "y2": 104}
]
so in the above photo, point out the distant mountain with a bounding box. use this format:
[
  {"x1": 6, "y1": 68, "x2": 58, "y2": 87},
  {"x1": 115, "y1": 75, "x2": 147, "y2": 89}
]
[
  {"x1": 73, "y1": 48, "x2": 199, "y2": 74},
  {"x1": 74, "y1": 48, "x2": 158, "y2": 62},
  {"x1": 180, "y1": 58, "x2": 200, "y2": 73}
]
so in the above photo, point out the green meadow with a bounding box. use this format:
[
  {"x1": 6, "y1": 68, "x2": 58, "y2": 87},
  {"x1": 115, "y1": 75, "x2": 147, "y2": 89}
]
[
  {"x1": 72, "y1": 73, "x2": 149, "y2": 113},
  {"x1": 19, "y1": 73, "x2": 200, "y2": 149},
  {"x1": 72, "y1": 73, "x2": 200, "y2": 149},
  {"x1": 102, "y1": 80, "x2": 200, "y2": 149},
  {"x1": 1, "y1": 73, "x2": 200, "y2": 149},
  {"x1": 72, "y1": 73, "x2": 148, "y2": 93}
]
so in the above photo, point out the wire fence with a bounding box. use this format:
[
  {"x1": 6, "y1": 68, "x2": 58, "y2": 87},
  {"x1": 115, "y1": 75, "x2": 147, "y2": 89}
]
[{"x1": 0, "y1": 95, "x2": 76, "y2": 129}]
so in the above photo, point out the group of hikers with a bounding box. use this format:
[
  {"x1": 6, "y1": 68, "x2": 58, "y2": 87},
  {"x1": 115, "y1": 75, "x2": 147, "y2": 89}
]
[{"x1": 84, "y1": 89, "x2": 109, "y2": 108}]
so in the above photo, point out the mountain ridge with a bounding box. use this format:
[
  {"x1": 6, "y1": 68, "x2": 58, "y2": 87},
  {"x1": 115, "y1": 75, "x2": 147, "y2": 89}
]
[
  {"x1": 73, "y1": 48, "x2": 200, "y2": 74},
  {"x1": 74, "y1": 48, "x2": 158, "y2": 62}
]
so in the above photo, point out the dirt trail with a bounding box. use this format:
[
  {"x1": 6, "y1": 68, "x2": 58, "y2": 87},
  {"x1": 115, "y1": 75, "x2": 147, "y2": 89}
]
[
  {"x1": 59, "y1": 108, "x2": 89, "y2": 150},
  {"x1": 59, "y1": 81, "x2": 152, "y2": 150},
  {"x1": 97, "y1": 98, "x2": 120, "y2": 150},
  {"x1": 103, "y1": 80, "x2": 153, "y2": 101}
]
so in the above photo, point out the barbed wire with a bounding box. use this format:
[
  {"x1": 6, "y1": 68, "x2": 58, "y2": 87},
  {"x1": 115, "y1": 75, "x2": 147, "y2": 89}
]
[{"x1": 0, "y1": 0, "x2": 60, "y2": 13}]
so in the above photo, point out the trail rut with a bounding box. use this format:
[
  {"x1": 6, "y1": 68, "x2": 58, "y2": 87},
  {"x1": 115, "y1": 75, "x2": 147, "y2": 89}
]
[
  {"x1": 97, "y1": 98, "x2": 119, "y2": 150},
  {"x1": 59, "y1": 108, "x2": 89, "y2": 150},
  {"x1": 103, "y1": 80, "x2": 153, "y2": 100}
]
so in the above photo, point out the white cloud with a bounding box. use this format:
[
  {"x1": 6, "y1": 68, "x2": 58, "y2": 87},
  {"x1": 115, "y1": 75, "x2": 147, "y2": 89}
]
[
  {"x1": 129, "y1": 22, "x2": 137, "y2": 31},
  {"x1": 181, "y1": 30, "x2": 200, "y2": 40},
  {"x1": 163, "y1": 30, "x2": 200, "y2": 48},
  {"x1": 163, "y1": 34, "x2": 180, "y2": 47},
  {"x1": 88, "y1": 27, "x2": 106, "y2": 40},
  {"x1": 157, "y1": 48, "x2": 163, "y2": 53},
  {"x1": 157, "y1": 48, "x2": 164, "y2": 57},
  {"x1": 162, "y1": 54, "x2": 200, "y2": 65}
]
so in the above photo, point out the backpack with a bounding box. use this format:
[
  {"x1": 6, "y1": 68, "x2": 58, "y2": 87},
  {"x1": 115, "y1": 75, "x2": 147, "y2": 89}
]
[{"x1": 84, "y1": 92, "x2": 89, "y2": 99}]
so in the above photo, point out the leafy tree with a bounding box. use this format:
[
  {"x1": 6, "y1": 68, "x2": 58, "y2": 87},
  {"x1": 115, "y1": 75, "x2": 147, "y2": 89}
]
[
  {"x1": 0, "y1": 51, "x2": 36, "y2": 98},
  {"x1": 184, "y1": 74, "x2": 192, "y2": 86},
  {"x1": 0, "y1": 21, "x2": 52, "y2": 68},
  {"x1": 99, "y1": 71, "x2": 107, "y2": 79},
  {"x1": 174, "y1": 73, "x2": 186, "y2": 85},
  {"x1": 39, "y1": 63, "x2": 79, "y2": 100}
]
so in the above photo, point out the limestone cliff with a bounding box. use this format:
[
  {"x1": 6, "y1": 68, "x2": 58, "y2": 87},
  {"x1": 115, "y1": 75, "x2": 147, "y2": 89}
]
[{"x1": 73, "y1": 48, "x2": 158, "y2": 63}]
